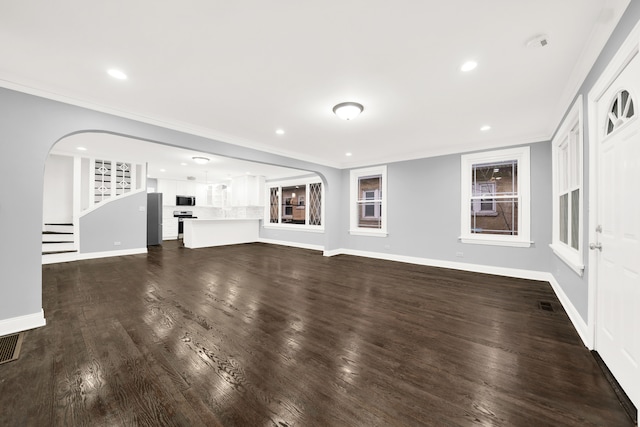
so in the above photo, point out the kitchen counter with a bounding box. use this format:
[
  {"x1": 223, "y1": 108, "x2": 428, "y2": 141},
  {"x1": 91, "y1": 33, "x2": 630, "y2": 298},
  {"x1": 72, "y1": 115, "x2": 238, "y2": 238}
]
[{"x1": 182, "y1": 218, "x2": 260, "y2": 249}]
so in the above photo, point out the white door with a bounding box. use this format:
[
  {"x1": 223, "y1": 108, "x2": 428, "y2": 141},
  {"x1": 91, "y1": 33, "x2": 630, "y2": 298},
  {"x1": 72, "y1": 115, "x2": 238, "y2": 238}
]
[{"x1": 593, "y1": 50, "x2": 640, "y2": 409}]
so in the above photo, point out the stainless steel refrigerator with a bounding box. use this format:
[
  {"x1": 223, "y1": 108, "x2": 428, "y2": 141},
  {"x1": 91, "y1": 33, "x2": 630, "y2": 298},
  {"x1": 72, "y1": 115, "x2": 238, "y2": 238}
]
[{"x1": 147, "y1": 193, "x2": 163, "y2": 245}]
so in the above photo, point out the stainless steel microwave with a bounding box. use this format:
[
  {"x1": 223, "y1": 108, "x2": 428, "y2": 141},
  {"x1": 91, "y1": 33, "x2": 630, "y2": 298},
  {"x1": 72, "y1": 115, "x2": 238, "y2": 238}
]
[{"x1": 176, "y1": 195, "x2": 196, "y2": 206}]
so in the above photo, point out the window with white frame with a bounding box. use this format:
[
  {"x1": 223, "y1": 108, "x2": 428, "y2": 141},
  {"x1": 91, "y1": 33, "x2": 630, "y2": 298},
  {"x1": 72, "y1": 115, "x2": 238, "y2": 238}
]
[
  {"x1": 265, "y1": 178, "x2": 323, "y2": 231},
  {"x1": 460, "y1": 147, "x2": 531, "y2": 247},
  {"x1": 551, "y1": 96, "x2": 584, "y2": 275},
  {"x1": 350, "y1": 165, "x2": 387, "y2": 236}
]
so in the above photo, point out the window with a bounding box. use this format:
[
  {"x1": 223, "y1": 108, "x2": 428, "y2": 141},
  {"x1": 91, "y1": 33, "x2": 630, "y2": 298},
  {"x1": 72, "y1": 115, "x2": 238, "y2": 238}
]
[
  {"x1": 265, "y1": 177, "x2": 323, "y2": 231},
  {"x1": 606, "y1": 89, "x2": 635, "y2": 135},
  {"x1": 551, "y1": 96, "x2": 584, "y2": 274},
  {"x1": 350, "y1": 165, "x2": 387, "y2": 236},
  {"x1": 460, "y1": 147, "x2": 530, "y2": 247}
]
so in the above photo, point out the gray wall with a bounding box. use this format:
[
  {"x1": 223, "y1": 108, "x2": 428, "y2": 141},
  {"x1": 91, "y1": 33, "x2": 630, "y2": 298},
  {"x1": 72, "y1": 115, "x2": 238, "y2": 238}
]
[
  {"x1": 79, "y1": 191, "x2": 147, "y2": 253},
  {"x1": 43, "y1": 154, "x2": 74, "y2": 224},
  {"x1": 547, "y1": 0, "x2": 640, "y2": 323},
  {"x1": 0, "y1": 88, "x2": 341, "y2": 325},
  {"x1": 339, "y1": 142, "x2": 552, "y2": 273}
]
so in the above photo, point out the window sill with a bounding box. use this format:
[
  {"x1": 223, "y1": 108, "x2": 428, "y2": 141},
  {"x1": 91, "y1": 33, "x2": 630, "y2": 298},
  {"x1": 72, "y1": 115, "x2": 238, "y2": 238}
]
[
  {"x1": 549, "y1": 243, "x2": 584, "y2": 276},
  {"x1": 349, "y1": 229, "x2": 388, "y2": 237},
  {"x1": 263, "y1": 224, "x2": 324, "y2": 233},
  {"x1": 459, "y1": 236, "x2": 532, "y2": 248}
]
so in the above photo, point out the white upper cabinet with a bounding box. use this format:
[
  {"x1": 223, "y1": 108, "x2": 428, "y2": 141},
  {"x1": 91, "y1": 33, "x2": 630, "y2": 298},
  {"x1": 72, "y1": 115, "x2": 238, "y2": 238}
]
[
  {"x1": 230, "y1": 175, "x2": 265, "y2": 207},
  {"x1": 156, "y1": 179, "x2": 177, "y2": 206}
]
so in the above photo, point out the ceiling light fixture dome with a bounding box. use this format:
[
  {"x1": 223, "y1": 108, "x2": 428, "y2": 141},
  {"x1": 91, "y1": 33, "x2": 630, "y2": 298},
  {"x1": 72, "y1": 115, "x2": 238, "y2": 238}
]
[
  {"x1": 333, "y1": 102, "x2": 364, "y2": 120},
  {"x1": 192, "y1": 156, "x2": 210, "y2": 164}
]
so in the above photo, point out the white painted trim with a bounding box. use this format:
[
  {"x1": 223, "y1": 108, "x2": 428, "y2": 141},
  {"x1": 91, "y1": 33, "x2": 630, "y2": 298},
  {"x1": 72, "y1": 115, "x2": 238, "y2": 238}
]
[
  {"x1": 348, "y1": 230, "x2": 388, "y2": 237},
  {"x1": 349, "y1": 165, "x2": 388, "y2": 235},
  {"x1": 546, "y1": 274, "x2": 591, "y2": 348},
  {"x1": 322, "y1": 247, "x2": 590, "y2": 348},
  {"x1": 460, "y1": 238, "x2": 532, "y2": 248},
  {"x1": 460, "y1": 146, "x2": 531, "y2": 246},
  {"x1": 262, "y1": 225, "x2": 325, "y2": 233},
  {"x1": 77, "y1": 248, "x2": 147, "y2": 260},
  {"x1": 257, "y1": 238, "x2": 324, "y2": 252},
  {"x1": 549, "y1": 244, "x2": 585, "y2": 276},
  {"x1": 43, "y1": 247, "x2": 147, "y2": 264},
  {"x1": 549, "y1": 0, "x2": 631, "y2": 138},
  {"x1": 586, "y1": 17, "x2": 640, "y2": 350},
  {"x1": 0, "y1": 309, "x2": 46, "y2": 337}
]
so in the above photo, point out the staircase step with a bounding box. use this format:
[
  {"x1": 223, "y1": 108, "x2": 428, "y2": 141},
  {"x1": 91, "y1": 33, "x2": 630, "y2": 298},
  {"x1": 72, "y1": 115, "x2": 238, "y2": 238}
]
[
  {"x1": 43, "y1": 233, "x2": 74, "y2": 242},
  {"x1": 43, "y1": 224, "x2": 74, "y2": 233},
  {"x1": 42, "y1": 249, "x2": 78, "y2": 255},
  {"x1": 42, "y1": 242, "x2": 75, "y2": 252}
]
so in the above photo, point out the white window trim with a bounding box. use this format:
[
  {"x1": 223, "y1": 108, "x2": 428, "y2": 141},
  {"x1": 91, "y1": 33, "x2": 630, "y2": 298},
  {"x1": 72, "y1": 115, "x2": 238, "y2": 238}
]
[
  {"x1": 263, "y1": 176, "x2": 325, "y2": 232},
  {"x1": 550, "y1": 95, "x2": 584, "y2": 275},
  {"x1": 350, "y1": 165, "x2": 387, "y2": 237},
  {"x1": 460, "y1": 147, "x2": 531, "y2": 247}
]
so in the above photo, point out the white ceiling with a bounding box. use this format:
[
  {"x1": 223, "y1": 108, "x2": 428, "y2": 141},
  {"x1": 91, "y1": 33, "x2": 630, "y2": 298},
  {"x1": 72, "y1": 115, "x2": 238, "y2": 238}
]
[
  {"x1": 52, "y1": 133, "x2": 310, "y2": 183},
  {"x1": 0, "y1": 1, "x2": 631, "y2": 168}
]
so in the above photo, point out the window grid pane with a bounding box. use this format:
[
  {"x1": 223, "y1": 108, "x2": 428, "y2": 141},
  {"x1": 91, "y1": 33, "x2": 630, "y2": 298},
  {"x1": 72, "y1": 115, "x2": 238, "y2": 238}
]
[
  {"x1": 269, "y1": 187, "x2": 279, "y2": 223},
  {"x1": 470, "y1": 160, "x2": 518, "y2": 236},
  {"x1": 571, "y1": 189, "x2": 579, "y2": 250},
  {"x1": 309, "y1": 183, "x2": 322, "y2": 226},
  {"x1": 559, "y1": 193, "x2": 568, "y2": 244},
  {"x1": 357, "y1": 175, "x2": 382, "y2": 229}
]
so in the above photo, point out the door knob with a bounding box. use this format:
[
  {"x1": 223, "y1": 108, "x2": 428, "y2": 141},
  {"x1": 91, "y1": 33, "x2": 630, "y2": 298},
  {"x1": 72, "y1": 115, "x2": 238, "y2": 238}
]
[{"x1": 589, "y1": 242, "x2": 603, "y2": 251}]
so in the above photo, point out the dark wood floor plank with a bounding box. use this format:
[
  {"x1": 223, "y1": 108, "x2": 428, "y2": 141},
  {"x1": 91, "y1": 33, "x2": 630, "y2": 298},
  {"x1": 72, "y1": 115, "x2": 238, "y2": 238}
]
[{"x1": 0, "y1": 241, "x2": 633, "y2": 426}]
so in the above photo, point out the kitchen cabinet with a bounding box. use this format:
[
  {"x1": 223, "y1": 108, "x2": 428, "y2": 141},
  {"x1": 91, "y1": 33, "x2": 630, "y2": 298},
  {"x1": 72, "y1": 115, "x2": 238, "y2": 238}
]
[
  {"x1": 230, "y1": 175, "x2": 265, "y2": 207},
  {"x1": 156, "y1": 179, "x2": 177, "y2": 206},
  {"x1": 176, "y1": 180, "x2": 196, "y2": 197},
  {"x1": 195, "y1": 183, "x2": 208, "y2": 206}
]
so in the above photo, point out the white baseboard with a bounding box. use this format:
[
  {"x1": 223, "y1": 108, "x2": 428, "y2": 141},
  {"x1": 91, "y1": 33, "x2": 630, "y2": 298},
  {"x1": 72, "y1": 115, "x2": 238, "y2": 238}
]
[
  {"x1": 258, "y1": 238, "x2": 324, "y2": 252},
  {"x1": 77, "y1": 248, "x2": 148, "y2": 261},
  {"x1": 43, "y1": 248, "x2": 147, "y2": 265},
  {"x1": 323, "y1": 247, "x2": 590, "y2": 348},
  {"x1": 546, "y1": 274, "x2": 591, "y2": 348},
  {"x1": 0, "y1": 309, "x2": 46, "y2": 336}
]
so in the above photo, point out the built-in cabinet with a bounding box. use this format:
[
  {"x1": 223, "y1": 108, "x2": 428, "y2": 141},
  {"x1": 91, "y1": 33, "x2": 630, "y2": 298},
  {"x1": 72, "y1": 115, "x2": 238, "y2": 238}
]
[
  {"x1": 155, "y1": 177, "x2": 262, "y2": 208},
  {"x1": 230, "y1": 175, "x2": 265, "y2": 207}
]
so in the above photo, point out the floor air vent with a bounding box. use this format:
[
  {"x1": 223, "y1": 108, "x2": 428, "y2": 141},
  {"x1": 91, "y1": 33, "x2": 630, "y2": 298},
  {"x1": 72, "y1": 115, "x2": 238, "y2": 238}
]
[
  {"x1": 538, "y1": 301, "x2": 555, "y2": 312},
  {"x1": 0, "y1": 333, "x2": 24, "y2": 365}
]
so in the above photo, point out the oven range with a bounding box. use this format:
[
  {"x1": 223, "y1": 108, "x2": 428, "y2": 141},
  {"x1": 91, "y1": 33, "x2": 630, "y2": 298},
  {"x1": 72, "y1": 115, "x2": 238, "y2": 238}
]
[{"x1": 173, "y1": 210, "x2": 197, "y2": 238}]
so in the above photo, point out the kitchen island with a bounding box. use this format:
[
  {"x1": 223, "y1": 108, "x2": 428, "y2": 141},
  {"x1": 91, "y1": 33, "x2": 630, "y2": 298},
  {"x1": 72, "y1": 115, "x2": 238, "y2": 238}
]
[{"x1": 182, "y1": 218, "x2": 260, "y2": 249}]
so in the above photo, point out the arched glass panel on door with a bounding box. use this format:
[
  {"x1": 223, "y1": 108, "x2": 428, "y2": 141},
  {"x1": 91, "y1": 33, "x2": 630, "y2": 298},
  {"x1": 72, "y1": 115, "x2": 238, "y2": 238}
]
[{"x1": 606, "y1": 89, "x2": 635, "y2": 135}]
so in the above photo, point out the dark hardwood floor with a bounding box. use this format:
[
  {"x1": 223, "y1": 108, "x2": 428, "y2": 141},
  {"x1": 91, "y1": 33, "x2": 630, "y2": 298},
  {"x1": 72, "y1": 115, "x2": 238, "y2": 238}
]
[{"x1": 0, "y1": 241, "x2": 632, "y2": 426}]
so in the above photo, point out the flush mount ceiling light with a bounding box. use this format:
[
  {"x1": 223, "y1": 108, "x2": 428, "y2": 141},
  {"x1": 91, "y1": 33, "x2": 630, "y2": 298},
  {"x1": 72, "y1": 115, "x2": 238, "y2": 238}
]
[
  {"x1": 275, "y1": 129, "x2": 285, "y2": 135},
  {"x1": 76, "y1": 146, "x2": 87, "y2": 151},
  {"x1": 192, "y1": 156, "x2": 210, "y2": 164},
  {"x1": 333, "y1": 102, "x2": 364, "y2": 120},
  {"x1": 107, "y1": 68, "x2": 128, "y2": 80},
  {"x1": 480, "y1": 125, "x2": 491, "y2": 131},
  {"x1": 460, "y1": 61, "x2": 478, "y2": 72}
]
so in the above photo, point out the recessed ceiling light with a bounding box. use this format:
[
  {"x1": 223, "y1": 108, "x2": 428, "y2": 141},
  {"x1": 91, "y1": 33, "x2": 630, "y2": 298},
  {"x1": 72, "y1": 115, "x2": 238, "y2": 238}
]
[
  {"x1": 275, "y1": 129, "x2": 285, "y2": 135},
  {"x1": 246, "y1": 171, "x2": 252, "y2": 175},
  {"x1": 461, "y1": 61, "x2": 478, "y2": 72},
  {"x1": 160, "y1": 169, "x2": 166, "y2": 172},
  {"x1": 345, "y1": 152, "x2": 353, "y2": 157},
  {"x1": 107, "y1": 69, "x2": 128, "y2": 80},
  {"x1": 480, "y1": 125, "x2": 491, "y2": 131},
  {"x1": 76, "y1": 146, "x2": 87, "y2": 151},
  {"x1": 192, "y1": 156, "x2": 210, "y2": 164},
  {"x1": 180, "y1": 162, "x2": 187, "y2": 166}
]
